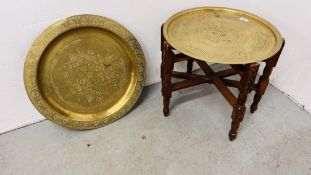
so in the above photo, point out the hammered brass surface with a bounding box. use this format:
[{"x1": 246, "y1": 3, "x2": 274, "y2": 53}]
[
  {"x1": 24, "y1": 15, "x2": 145, "y2": 130},
  {"x1": 163, "y1": 7, "x2": 283, "y2": 64}
]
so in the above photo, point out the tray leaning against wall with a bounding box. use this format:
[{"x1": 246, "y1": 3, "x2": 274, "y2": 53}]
[{"x1": 24, "y1": 14, "x2": 145, "y2": 130}]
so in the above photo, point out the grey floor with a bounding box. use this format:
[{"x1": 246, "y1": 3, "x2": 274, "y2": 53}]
[{"x1": 1, "y1": 71, "x2": 311, "y2": 175}]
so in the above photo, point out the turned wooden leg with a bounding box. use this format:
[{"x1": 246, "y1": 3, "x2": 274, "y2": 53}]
[
  {"x1": 162, "y1": 87, "x2": 172, "y2": 116},
  {"x1": 250, "y1": 63, "x2": 273, "y2": 113},
  {"x1": 187, "y1": 58, "x2": 194, "y2": 73},
  {"x1": 161, "y1": 41, "x2": 174, "y2": 116},
  {"x1": 229, "y1": 105, "x2": 246, "y2": 141},
  {"x1": 251, "y1": 40, "x2": 285, "y2": 113},
  {"x1": 229, "y1": 63, "x2": 259, "y2": 141}
]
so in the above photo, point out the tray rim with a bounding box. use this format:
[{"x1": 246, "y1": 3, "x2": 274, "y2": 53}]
[
  {"x1": 24, "y1": 14, "x2": 146, "y2": 130},
  {"x1": 163, "y1": 7, "x2": 283, "y2": 64}
]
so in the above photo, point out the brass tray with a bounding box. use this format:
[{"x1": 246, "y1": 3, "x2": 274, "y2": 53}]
[
  {"x1": 163, "y1": 7, "x2": 283, "y2": 64},
  {"x1": 24, "y1": 15, "x2": 145, "y2": 130}
]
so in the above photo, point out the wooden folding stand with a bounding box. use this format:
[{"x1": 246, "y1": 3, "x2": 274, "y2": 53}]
[{"x1": 160, "y1": 27, "x2": 285, "y2": 141}]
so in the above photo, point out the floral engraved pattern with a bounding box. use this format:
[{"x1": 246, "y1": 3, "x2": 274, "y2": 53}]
[{"x1": 164, "y1": 7, "x2": 282, "y2": 64}]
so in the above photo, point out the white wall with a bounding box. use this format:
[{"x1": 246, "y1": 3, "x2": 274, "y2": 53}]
[{"x1": 0, "y1": 0, "x2": 310, "y2": 134}]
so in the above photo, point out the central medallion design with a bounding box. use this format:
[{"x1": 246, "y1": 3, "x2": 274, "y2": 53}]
[
  {"x1": 47, "y1": 36, "x2": 131, "y2": 114},
  {"x1": 64, "y1": 49, "x2": 124, "y2": 104}
]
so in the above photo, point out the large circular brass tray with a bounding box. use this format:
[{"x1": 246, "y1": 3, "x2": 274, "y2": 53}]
[
  {"x1": 24, "y1": 15, "x2": 145, "y2": 130},
  {"x1": 163, "y1": 7, "x2": 283, "y2": 64}
]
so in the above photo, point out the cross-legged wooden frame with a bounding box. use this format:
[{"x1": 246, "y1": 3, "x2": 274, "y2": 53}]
[{"x1": 161, "y1": 26, "x2": 285, "y2": 141}]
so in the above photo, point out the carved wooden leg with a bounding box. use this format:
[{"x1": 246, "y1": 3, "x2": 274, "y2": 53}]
[
  {"x1": 251, "y1": 40, "x2": 285, "y2": 113},
  {"x1": 229, "y1": 63, "x2": 259, "y2": 141},
  {"x1": 250, "y1": 62, "x2": 274, "y2": 113},
  {"x1": 161, "y1": 42, "x2": 174, "y2": 116},
  {"x1": 187, "y1": 58, "x2": 194, "y2": 73}
]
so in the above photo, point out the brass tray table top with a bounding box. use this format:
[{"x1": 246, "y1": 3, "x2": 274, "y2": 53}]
[
  {"x1": 24, "y1": 15, "x2": 145, "y2": 130},
  {"x1": 163, "y1": 7, "x2": 283, "y2": 64}
]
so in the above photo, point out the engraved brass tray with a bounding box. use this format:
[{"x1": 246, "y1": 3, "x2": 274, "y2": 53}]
[
  {"x1": 163, "y1": 7, "x2": 283, "y2": 64},
  {"x1": 24, "y1": 15, "x2": 145, "y2": 130}
]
